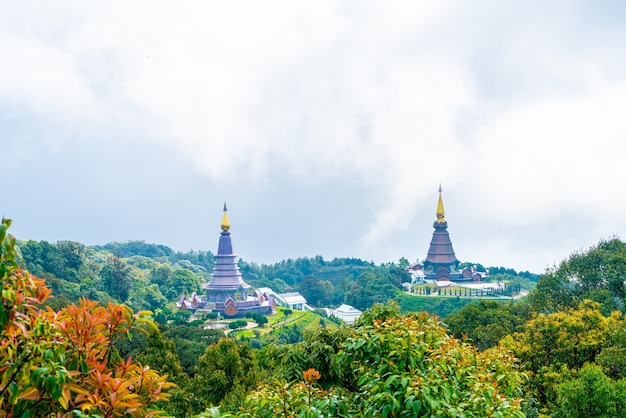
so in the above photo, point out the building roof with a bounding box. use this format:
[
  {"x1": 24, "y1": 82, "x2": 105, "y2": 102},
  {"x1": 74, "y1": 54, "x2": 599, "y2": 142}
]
[
  {"x1": 277, "y1": 292, "x2": 307, "y2": 305},
  {"x1": 331, "y1": 304, "x2": 362, "y2": 323},
  {"x1": 333, "y1": 304, "x2": 362, "y2": 314}
]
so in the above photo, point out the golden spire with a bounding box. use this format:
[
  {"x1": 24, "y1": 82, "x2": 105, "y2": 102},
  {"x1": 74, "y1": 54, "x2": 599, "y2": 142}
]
[
  {"x1": 221, "y1": 202, "x2": 230, "y2": 231},
  {"x1": 436, "y1": 184, "x2": 445, "y2": 223}
]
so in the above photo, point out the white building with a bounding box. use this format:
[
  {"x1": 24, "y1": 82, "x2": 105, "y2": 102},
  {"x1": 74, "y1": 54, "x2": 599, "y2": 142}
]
[
  {"x1": 331, "y1": 304, "x2": 362, "y2": 324},
  {"x1": 274, "y1": 292, "x2": 308, "y2": 310}
]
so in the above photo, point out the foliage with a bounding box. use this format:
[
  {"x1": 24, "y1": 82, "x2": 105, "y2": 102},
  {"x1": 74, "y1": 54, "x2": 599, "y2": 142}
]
[
  {"x1": 241, "y1": 368, "x2": 352, "y2": 418},
  {"x1": 528, "y1": 238, "x2": 626, "y2": 314},
  {"x1": 501, "y1": 300, "x2": 623, "y2": 413},
  {"x1": 445, "y1": 299, "x2": 533, "y2": 350},
  {"x1": 554, "y1": 363, "x2": 626, "y2": 418},
  {"x1": 345, "y1": 269, "x2": 398, "y2": 311},
  {"x1": 0, "y1": 217, "x2": 175, "y2": 417},
  {"x1": 297, "y1": 275, "x2": 334, "y2": 307},
  {"x1": 245, "y1": 312, "x2": 268, "y2": 326},
  {"x1": 342, "y1": 303, "x2": 525, "y2": 417},
  {"x1": 161, "y1": 324, "x2": 224, "y2": 377},
  {"x1": 240, "y1": 302, "x2": 526, "y2": 417},
  {"x1": 160, "y1": 268, "x2": 202, "y2": 300},
  {"x1": 190, "y1": 338, "x2": 258, "y2": 411},
  {"x1": 274, "y1": 325, "x2": 355, "y2": 388},
  {"x1": 99, "y1": 255, "x2": 133, "y2": 301},
  {"x1": 229, "y1": 320, "x2": 248, "y2": 330},
  {"x1": 395, "y1": 293, "x2": 477, "y2": 318}
]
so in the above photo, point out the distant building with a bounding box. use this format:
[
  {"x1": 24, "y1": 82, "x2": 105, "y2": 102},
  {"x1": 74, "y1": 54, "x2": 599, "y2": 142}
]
[
  {"x1": 255, "y1": 288, "x2": 310, "y2": 311},
  {"x1": 177, "y1": 204, "x2": 275, "y2": 318},
  {"x1": 274, "y1": 292, "x2": 308, "y2": 310},
  {"x1": 331, "y1": 304, "x2": 362, "y2": 324},
  {"x1": 415, "y1": 186, "x2": 488, "y2": 282}
]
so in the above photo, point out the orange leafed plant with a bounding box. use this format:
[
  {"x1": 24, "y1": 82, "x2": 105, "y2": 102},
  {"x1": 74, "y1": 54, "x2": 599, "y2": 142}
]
[{"x1": 0, "y1": 217, "x2": 175, "y2": 417}]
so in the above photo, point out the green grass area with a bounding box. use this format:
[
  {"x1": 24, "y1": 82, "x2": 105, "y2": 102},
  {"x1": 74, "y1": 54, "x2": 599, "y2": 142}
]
[
  {"x1": 234, "y1": 329, "x2": 256, "y2": 338},
  {"x1": 232, "y1": 308, "x2": 338, "y2": 343},
  {"x1": 269, "y1": 308, "x2": 336, "y2": 330}
]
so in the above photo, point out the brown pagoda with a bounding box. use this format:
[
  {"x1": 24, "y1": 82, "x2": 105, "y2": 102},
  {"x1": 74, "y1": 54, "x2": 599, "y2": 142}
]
[{"x1": 423, "y1": 185, "x2": 459, "y2": 281}]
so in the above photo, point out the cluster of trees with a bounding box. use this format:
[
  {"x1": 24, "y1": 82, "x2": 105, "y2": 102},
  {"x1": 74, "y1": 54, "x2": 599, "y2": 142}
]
[
  {"x1": 444, "y1": 238, "x2": 626, "y2": 416},
  {"x1": 18, "y1": 236, "x2": 537, "y2": 319},
  {"x1": 0, "y1": 218, "x2": 174, "y2": 416},
  {"x1": 216, "y1": 302, "x2": 526, "y2": 417},
  {"x1": 14, "y1": 215, "x2": 626, "y2": 416},
  {"x1": 19, "y1": 239, "x2": 206, "y2": 315}
]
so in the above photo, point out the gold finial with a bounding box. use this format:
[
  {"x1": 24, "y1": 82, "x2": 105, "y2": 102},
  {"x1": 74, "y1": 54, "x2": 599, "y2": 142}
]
[
  {"x1": 221, "y1": 202, "x2": 230, "y2": 231},
  {"x1": 436, "y1": 185, "x2": 445, "y2": 223}
]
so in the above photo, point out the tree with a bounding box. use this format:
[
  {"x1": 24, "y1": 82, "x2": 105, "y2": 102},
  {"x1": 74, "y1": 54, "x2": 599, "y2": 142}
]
[
  {"x1": 445, "y1": 299, "x2": 532, "y2": 351},
  {"x1": 528, "y1": 238, "x2": 626, "y2": 314},
  {"x1": 161, "y1": 325, "x2": 224, "y2": 376},
  {"x1": 191, "y1": 338, "x2": 258, "y2": 411},
  {"x1": 501, "y1": 300, "x2": 622, "y2": 412},
  {"x1": 162, "y1": 268, "x2": 202, "y2": 300},
  {"x1": 345, "y1": 269, "x2": 397, "y2": 311},
  {"x1": 555, "y1": 363, "x2": 626, "y2": 418},
  {"x1": 99, "y1": 255, "x2": 132, "y2": 301},
  {"x1": 151, "y1": 263, "x2": 173, "y2": 288},
  {"x1": 0, "y1": 217, "x2": 175, "y2": 417},
  {"x1": 241, "y1": 302, "x2": 526, "y2": 417},
  {"x1": 297, "y1": 275, "x2": 333, "y2": 307}
]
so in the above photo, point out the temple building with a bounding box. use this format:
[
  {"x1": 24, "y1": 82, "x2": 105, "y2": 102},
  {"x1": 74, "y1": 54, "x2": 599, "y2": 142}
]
[
  {"x1": 177, "y1": 204, "x2": 275, "y2": 317},
  {"x1": 411, "y1": 186, "x2": 487, "y2": 282},
  {"x1": 423, "y1": 185, "x2": 460, "y2": 281}
]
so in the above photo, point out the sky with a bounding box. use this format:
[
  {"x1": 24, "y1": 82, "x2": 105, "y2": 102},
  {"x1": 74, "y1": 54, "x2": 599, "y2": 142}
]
[{"x1": 2, "y1": 1, "x2": 626, "y2": 274}]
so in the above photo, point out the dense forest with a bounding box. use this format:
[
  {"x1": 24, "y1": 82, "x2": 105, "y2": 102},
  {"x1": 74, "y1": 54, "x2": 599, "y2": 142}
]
[{"x1": 4, "y1": 216, "x2": 626, "y2": 417}]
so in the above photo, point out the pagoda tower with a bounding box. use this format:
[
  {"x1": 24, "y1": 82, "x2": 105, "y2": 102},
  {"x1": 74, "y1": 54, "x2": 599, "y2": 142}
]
[
  {"x1": 178, "y1": 204, "x2": 275, "y2": 318},
  {"x1": 203, "y1": 204, "x2": 251, "y2": 311},
  {"x1": 423, "y1": 185, "x2": 459, "y2": 281}
]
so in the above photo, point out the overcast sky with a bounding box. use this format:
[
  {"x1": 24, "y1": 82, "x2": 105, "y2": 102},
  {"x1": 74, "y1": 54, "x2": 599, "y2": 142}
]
[{"x1": 3, "y1": 1, "x2": 626, "y2": 274}]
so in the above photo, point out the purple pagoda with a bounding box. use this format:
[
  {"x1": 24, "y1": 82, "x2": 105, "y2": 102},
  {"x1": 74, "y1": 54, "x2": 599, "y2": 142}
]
[
  {"x1": 423, "y1": 185, "x2": 461, "y2": 281},
  {"x1": 177, "y1": 204, "x2": 275, "y2": 318}
]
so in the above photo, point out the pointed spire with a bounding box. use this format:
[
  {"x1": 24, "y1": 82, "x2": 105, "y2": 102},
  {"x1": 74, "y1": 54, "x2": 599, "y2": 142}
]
[
  {"x1": 221, "y1": 202, "x2": 230, "y2": 231},
  {"x1": 436, "y1": 185, "x2": 445, "y2": 223}
]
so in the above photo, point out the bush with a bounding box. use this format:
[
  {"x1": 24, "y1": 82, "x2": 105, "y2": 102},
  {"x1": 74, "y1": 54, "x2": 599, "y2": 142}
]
[{"x1": 228, "y1": 319, "x2": 248, "y2": 330}]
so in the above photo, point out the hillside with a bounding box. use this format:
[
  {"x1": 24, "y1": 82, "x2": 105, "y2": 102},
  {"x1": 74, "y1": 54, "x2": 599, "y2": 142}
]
[
  {"x1": 5, "y1": 216, "x2": 626, "y2": 416},
  {"x1": 16, "y1": 238, "x2": 538, "y2": 319}
]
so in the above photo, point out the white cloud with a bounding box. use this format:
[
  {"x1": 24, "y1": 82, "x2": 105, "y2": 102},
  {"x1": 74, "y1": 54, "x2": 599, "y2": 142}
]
[{"x1": 2, "y1": 1, "x2": 626, "y2": 272}]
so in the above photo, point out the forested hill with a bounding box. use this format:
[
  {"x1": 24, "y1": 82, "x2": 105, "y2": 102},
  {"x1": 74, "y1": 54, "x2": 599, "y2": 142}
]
[
  {"x1": 17, "y1": 238, "x2": 537, "y2": 315},
  {"x1": 9, "y1": 216, "x2": 626, "y2": 416}
]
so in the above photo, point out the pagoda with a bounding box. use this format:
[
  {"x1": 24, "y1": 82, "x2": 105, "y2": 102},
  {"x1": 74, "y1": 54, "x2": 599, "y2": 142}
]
[
  {"x1": 423, "y1": 185, "x2": 460, "y2": 281},
  {"x1": 203, "y1": 203, "x2": 251, "y2": 304},
  {"x1": 177, "y1": 204, "x2": 275, "y2": 317}
]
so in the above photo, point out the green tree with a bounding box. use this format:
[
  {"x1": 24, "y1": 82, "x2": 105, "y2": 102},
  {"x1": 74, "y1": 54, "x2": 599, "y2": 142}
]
[
  {"x1": 162, "y1": 268, "x2": 202, "y2": 300},
  {"x1": 445, "y1": 299, "x2": 532, "y2": 350},
  {"x1": 0, "y1": 218, "x2": 174, "y2": 416},
  {"x1": 162, "y1": 324, "x2": 224, "y2": 376},
  {"x1": 555, "y1": 363, "x2": 626, "y2": 418},
  {"x1": 99, "y1": 255, "x2": 132, "y2": 301},
  {"x1": 297, "y1": 275, "x2": 328, "y2": 307},
  {"x1": 345, "y1": 269, "x2": 397, "y2": 311},
  {"x1": 151, "y1": 263, "x2": 174, "y2": 287},
  {"x1": 529, "y1": 238, "x2": 626, "y2": 314},
  {"x1": 241, "y1": 302, "x2": 526, "y2": 417},
  {"x1": 501, "y1": 300, "x2": 621, "y2": 411},
  {"x1": 191, "y1": 338, "x2": 258, "y2": 411}
]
